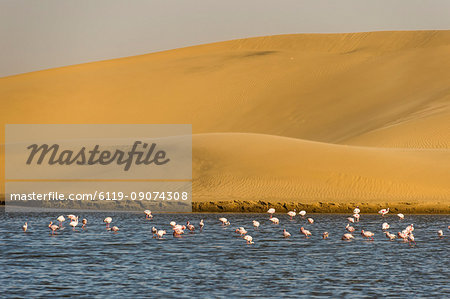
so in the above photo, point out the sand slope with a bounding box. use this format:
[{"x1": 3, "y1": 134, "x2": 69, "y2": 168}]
[{"x1": 1, "y1": 30, "x2": 450, "y2": 211}]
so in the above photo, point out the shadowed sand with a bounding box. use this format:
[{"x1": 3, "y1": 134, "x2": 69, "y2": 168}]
[{"x1": 1, "y1": 30, "x2": 449, "y2": 212}]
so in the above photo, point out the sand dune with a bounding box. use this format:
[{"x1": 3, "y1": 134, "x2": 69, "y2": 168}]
[{"x1": 1, "y1": 30, "x2": 449, "y2": 211}]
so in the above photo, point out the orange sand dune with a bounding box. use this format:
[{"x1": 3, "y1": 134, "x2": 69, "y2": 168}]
[{"x1": 1, "y1": 30, "x2": 449, "y2": 211}]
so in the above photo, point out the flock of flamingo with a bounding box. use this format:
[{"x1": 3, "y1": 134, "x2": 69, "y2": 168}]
[{"x1": 20, "y1": 207, "x2": 448, "y2": 245}]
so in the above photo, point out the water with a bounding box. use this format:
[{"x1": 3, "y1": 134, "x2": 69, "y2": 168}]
[{"x1": 1, "y1": 212, "x2": 449, "y2": 298}]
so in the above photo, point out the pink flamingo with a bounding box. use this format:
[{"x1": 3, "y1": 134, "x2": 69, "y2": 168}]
[
  {"x1": 103, "y1": 217, "x2": 112, "y2": 229},
  {"x1": 307, "y1": 218, "x2": 314, "y2": 224},
  {"x1": 342, "y1": 233, "x2": 354, "y2": 240},
  {"x1": 267, "y1": 208, "x2": 275, "y2": 218},
  {"x1": 300, "y1": 227, "x2": 311, "y2": 238},
  {"x1": 361, "y1": 230, "x2": 374, "y2": 240},
  {"x1": 82, "y1": 219, "x2": 87, "y2": 229},
  {"x1": 283, "y1": 229, "x2": 291, "y2": 238},
  {"x1": 269, "y1": 217, "x2": 280, "y2": 224},
  {"x1": 253, "y1": 220, "x2": 260, "y2": 229},
  {"x1": 287, "y1": 210, "x2": 296, "y2": 220},
  {"x1": 22, "y1": 222, "x2": 28, "y2": 232},
  {"x1": 385, "y1": 231, "x2": 396, "y2": 240},
  {"x1": 144, "y1": 210, "x2": 153, "y2": 219},
  {"x1": 48, "y1": 221, "x2": 59, "y2": 235},
  {"x1": 347, "y1": 217, "x2": 355, "y2": 223},
  {"x1": 57, "y1": 215, "x2": 65, "y2": 227},
  {"x1": 199, "y1": 219, "x2": 204, "y2": 230},
  {"x1": 186, "y1": 221, "x2": 195, "y2": 232},
  {"x1": 346, "y1": 224, "x2": 355, "y2": 233},
  {"x1": 243, "y1": 235, "x2": 254, "y2": 244},
  {"x1": 382, "y1": 222, "x2": 390, "y2": 230}
]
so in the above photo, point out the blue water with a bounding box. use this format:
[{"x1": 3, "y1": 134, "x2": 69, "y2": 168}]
[{"x1": 1, "y1": 212, "x2": 449, "y2": 298}]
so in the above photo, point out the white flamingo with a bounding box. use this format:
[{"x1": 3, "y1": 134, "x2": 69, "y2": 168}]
[
  {"x1": 157, "y1": 230, "x2": 166, "y2": 239},
  {"x1": 437, "y1": 230, "x2": 444, "y2": 238},
  {"x1": 378, "y1": 208, "x2": 389, "y2": 216},
  {"x1": 397, "y1": 213, "x2": 404, "y2": 219},
  {"x1": 307, "y1": 218, "x2": 314, "y2": 224},
  {"x1": 353, "y1": 214, "x2": 360, "y2": 222},
  {"x1": 382, "y1": 222, "x2": 390, "y2": 230},
  {"x1": 353, "y1": 207, "x2": 360, "y2": 214},
  {"x1": 57, "y1": 215, "x2": 65, "y2": 227},
  {"x1": 144, "y1": 210, "x2": 153, "y2": 219},
  {"x1": 170, "y1": 221, "x2": 177, "y2": 227},
  {"x1": 243, "y1": 235, "x2": 254, "y2": 244},
  {"x1": 269, "y1": 217, "x2": 280, "y2": 224},
  {"x1": 103, "y1": 217, "x2": 112, "y2": 229},
  {"x1": 267, "y1": 208, "x2": 276, "y2": 218},
  {"x1": 252, "y1": 220, "x2": 260, "y2": 229},
  {"x1": 111, "y1": 226, "x2": 119, "y2": 233},
  {"x1": 151, "y1": 226, "x2": 157, "y2": 236},
  {"x1": 347, "y1": 217, "x2": 355, "y2": 223},
  {"x1": 287, "y1": 210, "x2": 296, "y2": 220},
  {"x1": 22, "y1": 222, "x2": 28, "y2": 232},
  {"x1": 342, "y1": 233, "x2": 354, "y2": 240},
  {"x1": 299, "y1": 210, "x2": 306, "y2": 217},
  {"x1": 199, "y1": 219, "x2": 204, "y2": 230}
]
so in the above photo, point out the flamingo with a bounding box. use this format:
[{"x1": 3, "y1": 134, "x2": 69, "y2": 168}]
[
  {"x1": 267, "y1": 208, "x2": 275, "y2": 218},
  {"x1": 144, "y1": 210, "x2": 153, "y2": 219},
  {"x1": 186, "y1": 221, "x2": 195, "y2": 232},
  {"x1": 151, "y1": 226, "x2": 158, "y2": 236},
  {"x1": 103, "y1": 217, "x2": 112, "y2": 229},
  {"x1": 22, "y1": 222, "x2": 28, "y2": 232},
  {"x1": 243, "y1": 235, "x2": 254, "y2": 244},
  {"x1": 82, "y1": 219, "x2": 87, "y2": 229},
  {"x1": 48, "y1": 221, "x2": 59, "y2": 235},
  {"x1": 219, "y1": 218, "x2": 230, "y2": 226},
  {"x1": 300, "y1": 226, "x2": 311, "y2": 238},
  {"x1": 378, "y1": 208, "x2": 389, "y2": 216},
  {"x1": 408, "y1": 233, "x2": 416, "y2": 245},
  {"x1": 353, "y1": 207, "x2": 360, "y2": 214},
  {"x1": 283, "y1": 229, "x2": 291, "y2": 238},
  {"x1": 70, "y1": 217, "x2": 78, "y2": 231},
  {"x1": 361, "y1": 230, "x2": 374, "y2": 240},
  {"x1": 382, "y1": 222, "x2": 390, "y2": 230},
  {"x1": 353, "y1": 214, "x2": 360, "y2": 222},
  {"x1": 269, "y1": 217, "x2": 280, "y2": 224},
  {"x1": 397, "y1": 231, "x2": 408, "y2": 241},
  {"x1": 170, "y1": 221, "x2": 177, "y2": 227},
  {"x1": 67, "y1": 214, "x2": 77, "y2": 221},
  {"x1": 299, "y1": 210, "x2": 306, "y2": 217},
  {"x1": 235, "y1": 227, "x2": 247, "y2": 236},
  {"x1": 111, "y1": 226, "x2": 119, "y2": 233},
  {"x1": 173, "y1": 225, "x2": 185, "y2": 237},
  {"x1": 437, "y1": 230, "x2": 444, "y2": 238},
  {"x1": 347, "y1": 217, "x2": 355, "y2": 223},
  {"x1": 57, "y1": 215, "x2": 65, "y2": 227},
  {"x1": 199, "y1": 219, "x2": 204, "y2": 230},
  {"x1": 397, "y1": 213, "x2": 405, "y2": 220},
  {"x1": 385, "y1": 231, "x2": 396, "y2": 240},
  {"x1": 252, "y1": 220, "x2": 260, "y2": 229},
  {"x1": 307, "y1": 218, "x2": 314, "y2": 224},
  {"x1": 322, "y1": 232, "x2": 329, "y2": 239},
  {"x1": 342, "y1": 233, "x2": 354, "y2": 240},
  {"x1": 157, "y1": 230, "x2": 166, "y2": 239},
  {"x1": 346, "y1": 224, "x2": 355, "y2": 233},
  {"x1": 287, "y1": 210, "x2": 296, "y2": 220},
  {"x1": 405, "y1": 224, "x2": 414, "y2": 233}
]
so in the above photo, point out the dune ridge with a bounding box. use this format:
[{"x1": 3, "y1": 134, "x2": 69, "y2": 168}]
[{"x1": 1, "y1": 30, "x2": 449, "y2": 212}]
